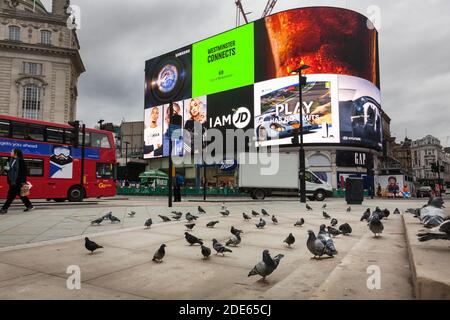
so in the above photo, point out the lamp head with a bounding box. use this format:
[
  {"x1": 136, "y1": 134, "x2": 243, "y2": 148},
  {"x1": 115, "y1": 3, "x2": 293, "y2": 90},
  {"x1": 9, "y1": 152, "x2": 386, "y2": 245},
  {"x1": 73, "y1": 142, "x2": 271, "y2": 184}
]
[{"x1": 291, "y1": 64, "x2": 310, "y2": 74}]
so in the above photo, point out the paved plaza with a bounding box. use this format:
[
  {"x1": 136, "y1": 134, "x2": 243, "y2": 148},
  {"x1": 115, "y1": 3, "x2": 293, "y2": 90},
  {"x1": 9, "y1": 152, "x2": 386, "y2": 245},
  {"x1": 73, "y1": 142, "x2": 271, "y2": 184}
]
[{"x1": 0, "y1": 196, "x2": 448, "y2": 299}]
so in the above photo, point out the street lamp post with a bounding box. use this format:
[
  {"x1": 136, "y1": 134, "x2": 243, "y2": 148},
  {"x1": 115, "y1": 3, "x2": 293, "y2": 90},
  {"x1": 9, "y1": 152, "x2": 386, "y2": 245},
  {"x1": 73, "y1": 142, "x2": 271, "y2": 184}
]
[
  {"x1": 123, "y1": 141, "x2": 130, "y2": 180},
  {"x1": 291, "y1": 65, "x2": 310, "y2": 203}
]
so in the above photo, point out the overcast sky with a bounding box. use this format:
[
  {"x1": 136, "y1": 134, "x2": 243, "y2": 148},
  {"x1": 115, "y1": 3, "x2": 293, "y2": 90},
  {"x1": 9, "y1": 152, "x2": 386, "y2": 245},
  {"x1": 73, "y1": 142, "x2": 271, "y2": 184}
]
[{"x1": 42, "y1": 0, "x2": 450, "y2": 147}]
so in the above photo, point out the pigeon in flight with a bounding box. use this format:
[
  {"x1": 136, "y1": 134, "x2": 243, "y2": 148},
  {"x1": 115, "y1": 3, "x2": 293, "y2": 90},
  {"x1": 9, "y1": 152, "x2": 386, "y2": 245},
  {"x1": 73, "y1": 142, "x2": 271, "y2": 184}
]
[
  {"x1": 284, "y1": 233, "x2": 295, "y2": 247},
  {"x1": 294, "y1": 218, "x2": 305, "y2": 227},
  {"x1": 186, "y1": 212, "x2": 198, "y2": 222},
  {"x1": 346, "y1": 206, "x2": 351, "y2": 213},
  {"x1": 206, "y1": 221, "x2": 219, "y2": 228},
  {"x1": 251, "y1": 210, "x2": 260, "y2": 217},
  {"x1": 368, "y1": 213, "x2": 384, "y2": 237},
  {"x1": 144, "y1": 218, "x2": 152, "y2": 229},
  {"x1": 271, "y1": 215, "x2": 278, "y2": 224},
  {"x1": 420, "y1": 197, "x2": 446, "y2": 228},
  {"x1": 360, "y1": 208, "x2": 371, "y2": 221},
  {"x1": 306, "y1": 204, "x2": 313, "y2": 211},
  {"x1": 231, "y1": 226, "x2": 243, "y2": 236},
  {"x1": 243, "y1": 212, "x2": 252, "y2": 221},
  {"x1": 256, "y1": 218, "x2": 266, "y2": 229},
  {"x1": 109, "y1": 215, "x2": 121, "y2": 223},
  {"x1": 85, "y1": 237, "x2": 103, "y2": 254},
  {"x1": 185, "y1": 232, "x2": 203, "y2": 245},
  {"x1": 158, "y1": 215, "x2": 171, "y2": 222},
  {"x1": 91, "y1": 218, "x2": 104, "y2": 225},
  {"x1": 201, "y1": 245, "x2": 211, "y2": 259},
  {"x1": 393, "y1": 208, "x2": 400, "y2": 215},
  {"x1": 261, "y1": 209, "x2": 270, "y2": 216},
  {"x1": 327, "y1": 226, "x2": 342, "y2": 237},
  {"x1": 226, "y1": 233, "x2": 241, "y2": 247},
  {"x1": 212, "y1": 239, "x2": 232, "y2": 255},
  {"x1": 185, "y1": 223, "x2": 195, "y2": 230},
  {"x1": 417, "y1": 220, "x2": 450, "y2": 242},
  {"x1": 248, "y1": 250, "x2": 284, "y2": 280},
  {"x1": 322, "y1": 203, "x2": 327, "y2": 209},
  {"x1": 330, "y1": 218, "x2": 338, "y2": 227},
  {"x1": 323, "y1": 211, "x2": 331, "y2": 219},
  {"x1": 152, "y1": 244, "x2": 166, "y2": 263},
  {"x1": 339, "y1": 223, "x2": 352, "y2": 235},
  {"x1": 198, "y1": 206, "x2": 206, "y2": 214},
  {"x1": 128, "y1": 211, "x2": 136, "y2": 218},
  {"x1": 220, "y1": 209, "x2": 230, "y2": 217}
]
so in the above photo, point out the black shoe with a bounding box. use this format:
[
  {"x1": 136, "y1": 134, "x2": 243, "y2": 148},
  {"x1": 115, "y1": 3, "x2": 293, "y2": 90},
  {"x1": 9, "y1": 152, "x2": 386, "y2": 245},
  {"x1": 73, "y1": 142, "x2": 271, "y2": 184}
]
[
  {"x1": 23, "y1": 206, "x2": 35, "y2": 212},
  {"x1": 0, "y1": 209, "x2": 7, "y2": 214}
]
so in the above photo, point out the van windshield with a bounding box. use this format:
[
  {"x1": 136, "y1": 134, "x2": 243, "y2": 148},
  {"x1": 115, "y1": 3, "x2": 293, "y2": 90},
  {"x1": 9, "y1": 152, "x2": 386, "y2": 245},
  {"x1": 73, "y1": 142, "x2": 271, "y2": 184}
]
[{"x1": 305, "y1": 171, "x2": 322, "y2": 184}]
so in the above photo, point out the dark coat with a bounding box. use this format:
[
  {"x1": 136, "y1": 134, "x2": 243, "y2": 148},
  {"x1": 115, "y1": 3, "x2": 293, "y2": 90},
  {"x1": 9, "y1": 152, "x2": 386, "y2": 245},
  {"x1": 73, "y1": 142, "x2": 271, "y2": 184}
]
[{"x1": 7, "y1": 157, "x2": 27, "y2": 185}]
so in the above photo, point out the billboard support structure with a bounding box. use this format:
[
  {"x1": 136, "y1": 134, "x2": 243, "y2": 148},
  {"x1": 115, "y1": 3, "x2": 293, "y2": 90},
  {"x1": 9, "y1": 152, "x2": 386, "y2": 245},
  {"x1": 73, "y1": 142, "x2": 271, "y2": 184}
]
[
  {"x1": 202, "y1": 133, "x2": 207, "y2": 201},
  {"x1": 168, "y1": 101, "x2": 173, "y2": 208}
]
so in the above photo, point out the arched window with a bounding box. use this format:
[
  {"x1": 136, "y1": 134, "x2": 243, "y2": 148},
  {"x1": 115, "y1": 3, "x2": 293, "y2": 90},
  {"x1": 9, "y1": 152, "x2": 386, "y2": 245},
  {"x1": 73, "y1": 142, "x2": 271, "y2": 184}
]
[
  {"x1": 308, "y1": 154, "x2": 331, "y2": 167},
  {"x1": 22, "y1": 84, "x2": 41, "y2": 120},
  {"x1": 8, "y1": 26, "x2": 20, "y2": 41},
  {"x1": 40, "y1": 30, "x2": 51, "y2": 45}
]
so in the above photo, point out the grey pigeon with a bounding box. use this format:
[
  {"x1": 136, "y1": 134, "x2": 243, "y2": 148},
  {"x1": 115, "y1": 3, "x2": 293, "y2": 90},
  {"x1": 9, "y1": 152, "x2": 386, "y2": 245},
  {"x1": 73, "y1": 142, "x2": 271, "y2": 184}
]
[
  {"x1": 172, "y1": 215, "x2": 182, "y2": 221},
  {"x1": 327, "y1": 226, "x2": 342, "y2": 237},
  {"x1": 271, "y1": 215, "x2": 278, "y2": 224},
  {"x1": 185, "y1": 232, "x2": 203, "y2": 245},
  {"x1": 330, "y1": 218, "x2": 338, "y2": 227},
  {"x1": 248, "y1": 250, "x2": 283, "y2": 280},
  {"x1": 284, "y1": 233, "x2": 295, "y2": 247},
  {"x1": 186, "y1": 212, "x2": 198, "y2": 222},
  {"x1": 346, "y1": 206, "x2": 351, "y2": 212},
  {"x1": 185, "y1": 223, "x2": 195, "y2": 230},
  {"x1": 256, "y1": 218, "x2": 266, "y2": 229},
  {"x1": 306, "y1": 204, "x2": 313, "y2": 211},
  {"x1": 323, "y1": 211, "x2": 331, "y2": 219},
  {"x1": 152, "y1": 244, "x2": 166, "y2": 263},
  {"x1": 101, "y1": 212, "x2": 112, "y2": 220},
  {"x1": 212, "y1": 239, "x2": 232, "y2": 255},
  {"x1": 420, "y1": 198, "x2": 446, "y2": 228},
  {"x1": 272, "y1": 253, "x2": 285, "y2": 267},
  {"x1": 226, "y1": 233, "x2": 241, "y2": 247},
  {"x1": 261, "y1": 209, "x2": 270, "y2": 216},
  {"x1": 306, "y1": 230, "x2": 328, "y2": 259},
  {"x1": 417, "y1": 220, "x2": 450, "y2": 242},
  {"x1": 243, "y1": 212, "x2": 252, "y2": 221},
  {"x1": 393, "y1": 208, "x2": 400, "y2": 215},
  {"x1": 171, "y1": 210, "x2": 183, "y2": 215},
  {"x1": 382, "y1": 209, "x2": 390, "y2": 220},
  {"x1": 339, "y1": 223, "x2": 352, "y2": 235},
  {"x1": 198, "y1": 206, "x2": 206, "y2": 214},
  {"x1": 201, "y1": 245, "x2": 211, "y2": 259},
  {"x1": 206, "y1": 221, "x2": 219, "y2": 228},
  {"x1": 318, "y1": 224, "x2": 338, "y2": 256},
  {"x1": 109, "y1": 215, "x2": 121, "y2": 223},
  {"x1": 144, "y1": 218, "x2": 152, "y2": 228},
  {"x1": 361, "y1": 208, "x2": 371, "y2": 221},
  {"x1": 91, "y1": 218, "x2": 104, "y2": 225},
  {"x1": 85, "y1": 237, "x2": 103, "y2": 254},
  {"x1": 294, "y1": 218, "x2": 305, "y2": 227},
  {"x1": 128, "y1": 211, "x2": 136, "y2": 218},
  {"x1": 322, "y1": 203, "x2": 327, "y2": 209},
  {"x1": 251, "y1": 210, "x2": 260, "y2": 217},
  {"x1": 368, "y1": 213, "x2": 384, "y2": 237},
  {"x1": 220, "y1": 209, "x2": 230, "y2": 217},
  {"x1": 172, "y1": 211, "x2": 183, "y2": 220},
  {"x1": 231, "y1": 226, "x2": 243, "y2": 236},
  {"x1": 158, "y1": 215, "x2": 171, "y2": 222}
]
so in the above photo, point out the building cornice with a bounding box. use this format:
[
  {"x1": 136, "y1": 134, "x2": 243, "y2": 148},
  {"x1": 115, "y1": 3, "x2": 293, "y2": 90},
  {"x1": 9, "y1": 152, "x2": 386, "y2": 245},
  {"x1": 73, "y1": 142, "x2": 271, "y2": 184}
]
[{"x1": 0, "y1": 10, "x2": 67, "y2": 26}]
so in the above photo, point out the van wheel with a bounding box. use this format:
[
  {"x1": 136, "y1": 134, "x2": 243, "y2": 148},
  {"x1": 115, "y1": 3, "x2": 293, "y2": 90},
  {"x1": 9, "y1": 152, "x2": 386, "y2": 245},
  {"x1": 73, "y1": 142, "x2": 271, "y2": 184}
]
[
  {"x1": 253, "y1": 189, "x2": 266, "y2": 200},
  {"x1": 68, "y1": 186, "x2": 83, "y2": 202},
  {"x1": 314, "y1": 190, "x2": 326, "y2": 201}
]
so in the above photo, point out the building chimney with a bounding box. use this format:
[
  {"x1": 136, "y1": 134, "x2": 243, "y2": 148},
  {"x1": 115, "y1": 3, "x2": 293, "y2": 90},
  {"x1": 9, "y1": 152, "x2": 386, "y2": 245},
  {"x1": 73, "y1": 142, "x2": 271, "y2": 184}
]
[{"x1": 52, "y1": 0, "x2": 69, "y2": 16}]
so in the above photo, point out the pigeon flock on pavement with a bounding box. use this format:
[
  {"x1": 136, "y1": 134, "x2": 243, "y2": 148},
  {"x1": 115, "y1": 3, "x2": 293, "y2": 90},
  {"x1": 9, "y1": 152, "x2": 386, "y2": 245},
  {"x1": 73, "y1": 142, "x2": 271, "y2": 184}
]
[{"x1": 82, "y1": 197, "x2": 448, "y2": 281}]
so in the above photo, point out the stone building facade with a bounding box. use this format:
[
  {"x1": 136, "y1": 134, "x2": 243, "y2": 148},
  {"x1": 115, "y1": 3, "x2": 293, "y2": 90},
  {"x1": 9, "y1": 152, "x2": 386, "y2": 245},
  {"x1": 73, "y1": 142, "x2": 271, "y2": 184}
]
[{"x1": 0, "y1": 0, "x2": 84, "y2": 123}]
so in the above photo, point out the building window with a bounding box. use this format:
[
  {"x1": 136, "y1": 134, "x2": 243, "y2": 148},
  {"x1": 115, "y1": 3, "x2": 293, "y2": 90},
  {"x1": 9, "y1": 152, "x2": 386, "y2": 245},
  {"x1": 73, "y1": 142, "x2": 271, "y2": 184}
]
[
  {"x1": 40, "y1": 30, "x2": 51, "y2": 45},
  {"x1": 23, "y1": 62, "x2": 42, "y2": 75},
  {"x1": 8, "y1": 26, "x2": 20, "y2": 41},
  {"x1": 22, "y1": 85, "x2": 41, "y2": 120}
]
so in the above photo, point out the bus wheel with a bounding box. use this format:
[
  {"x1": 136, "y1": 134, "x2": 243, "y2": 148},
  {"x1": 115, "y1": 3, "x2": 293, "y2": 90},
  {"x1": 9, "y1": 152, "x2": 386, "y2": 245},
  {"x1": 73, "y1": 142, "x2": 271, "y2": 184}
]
[
  {"x1": 54, "y1": 198, "x2": 66, "y2": 203},
  {"x1": 68, "y1": 186, "x2": 83, "y2": 202}
]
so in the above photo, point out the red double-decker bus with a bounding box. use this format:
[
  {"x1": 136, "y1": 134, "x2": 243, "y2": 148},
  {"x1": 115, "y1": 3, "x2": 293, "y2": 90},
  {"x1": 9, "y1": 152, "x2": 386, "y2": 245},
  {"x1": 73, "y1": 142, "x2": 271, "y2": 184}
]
[{"x1": 0, "y1": 115, "x2": 116, "y2": 202}]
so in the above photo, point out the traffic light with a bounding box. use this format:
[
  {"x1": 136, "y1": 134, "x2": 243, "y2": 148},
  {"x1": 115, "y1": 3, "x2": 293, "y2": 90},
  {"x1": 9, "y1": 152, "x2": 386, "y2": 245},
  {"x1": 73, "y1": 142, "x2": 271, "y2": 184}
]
[{"x1": 68, "y1": 120, "x2": 80, "y2": 148}]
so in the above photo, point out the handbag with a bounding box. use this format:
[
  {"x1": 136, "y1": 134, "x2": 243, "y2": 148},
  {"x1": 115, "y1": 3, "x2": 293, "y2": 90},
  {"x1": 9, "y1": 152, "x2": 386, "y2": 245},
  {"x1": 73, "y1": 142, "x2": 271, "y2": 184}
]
[{"x1": 20, "y1": 182, "x2": 32, "y2": 197}]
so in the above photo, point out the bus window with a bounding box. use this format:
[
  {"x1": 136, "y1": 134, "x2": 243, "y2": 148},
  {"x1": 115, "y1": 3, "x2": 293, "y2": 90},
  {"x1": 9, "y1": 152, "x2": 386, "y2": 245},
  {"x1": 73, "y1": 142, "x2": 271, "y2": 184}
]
[
  {"x1": 24, "y1": 158, "x2": 44, "y2": 176},
  {"x1": 64, "y1": 129, "x2": 74, "y2": 145},
  {"x1": 46, "y1": 127, "x2": 64, "y2": 143},
  {"x1": 0, "y1": 156, "x2": 8, "y2": 175},
  {"x1": 27, "y1": 125, "x2": 44, "y2": 141},
  {"x1": 91, "y1": 133, "x2": 110, "y2": 148},
  {"x1": 78, "y1": 132, "x2": 91, "y2": 147},
  {"x1": 12, "y1": 122, "x2": 27, "y2": 139},
  {"x1": 96, "y1": 163, "x2": 113, "y2": 179},
  {"x1": 0, "y1": 120, "x2": 10, "y2": 137}
]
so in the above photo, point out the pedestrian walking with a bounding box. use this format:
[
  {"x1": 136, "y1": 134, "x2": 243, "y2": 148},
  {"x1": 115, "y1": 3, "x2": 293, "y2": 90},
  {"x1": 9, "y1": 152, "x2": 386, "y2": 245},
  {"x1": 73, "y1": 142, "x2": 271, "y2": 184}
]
[
  {"x1": 174, "y1": 172, "x2": 184, "y2": 202},
  {"x1": 0, "y1": 149, "x2": 34, "y2": 214}
]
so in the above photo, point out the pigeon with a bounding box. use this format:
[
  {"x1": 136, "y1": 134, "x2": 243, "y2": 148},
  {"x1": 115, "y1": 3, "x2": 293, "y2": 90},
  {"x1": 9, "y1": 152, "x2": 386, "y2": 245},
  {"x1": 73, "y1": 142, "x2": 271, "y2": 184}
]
[
  {"x1": 322, "y1": 203, "x2": 327, "y2": 209},
  {"x1": 201, "y1": 245, "x2": 211, "y2": 259},
  {"x1": 261, "y1": 209, "x2": 270, "y2": 216},
  {"x1": 212, "y1": 239, "x2": 232, "y2": 255},
  {"x1": 243, "y1": 212, "x2": 252, "y2": 221},
  {"x1": 248, "y1": 250, "x2": 284, "y2": 280},
  {"x1": 91, "y1": 218, "x2": 104, "y2": 225},
  {"x1": 368, "y1": 213, "x2": 384, "y2": 237},
  {"x1": 85, "y1": 237, "x2": 103, "y2": 254},
  {"x1": 109, "y1": 215, "x2": 121, "y2": 223},
  {"x1": 198, "y1": 206, "x2": 206, "y2": 214},
  {"x1": 420, "y1": 198, "x2": 446, "y2": 228},
  {"x1": 128, "y1": 211, "x2": 136, "y2": 218},
  {"x1": 255, "y1": 218, "x2": 266, "y2": 229},
  {"x1": 283, "y1": 233, "x2": 295, "y2": 247},
  {"x1": 171, "y1": 215, "x2": 182, "y2": 221},
  {"x1": 101, "y1": 212, "x2": 112, "y2": 220},
  {"x1": 185, "y1": 223, "x2": 196, "y2": 230},
  {"x1": 226, "y1": 233, "x2": 241, "y2": 247},
  {"x1": 231, "y1": 226, "x2": 243, "y2": 236},
  {"x1": 172, "y1": 211, "x2": 183, "y2": 220},
  {"x1": 186, "y1": 212, "x2": 198, "y2": 222},
  {"x1": 306, "y1": 230, "x2": 333, "y2": 259},
  {"x1": 271, "y1": 215, "x2": 278, "y2": 224},
  {"x1": 306, "y1": 204, "x2": 313, "y2": 211},
  {"x1": 327, "y1": 226, "x2": 342, "y2": 237},
  {"x1": 144, "y1": 218, "x2": 152, "y2": 229},
  {"x1": 360, "y1": 208, "x2": 371, "y2": 221},
  {"x1": 171, "y1": 210, "x2": 183, "y2": 215},
  {"x1": 382, "y1": 209, "x2": 390, "y2": 220},
  {"x1": 393, "y1": 208, "x2": 400, "y2": 215},
  {"x1": 318, "y1": 224, "x2": 338, "y2": 256},
  {"x1": 251, "y1": 210, "x2": 260, "y2": 217},
  {"x1": 152, "y1": 244, "x2": 166, "y2": 263},
  {"x1": 294, "y1": 218, "x2": 305, "y2": 227},
  {"x1": 323, "y1": 211, "x2": 331, "y2": 219},
  {"x1": 206, "y1": 221, "x2": 219, "y2": 228},
  {"x1": 185, "y1": 232, "x2": 203, "y2": 245},
  {"x1": 339, "y1": 223, "x2": 352, "y2": 235},
  {"x1": 417, "y1": 220, "x2": 450, "y2": 242},
  {"x1": 330, "y1": 218, "x2": 338, "y2": 227},
  {"x1": 346, "y1": 206, "x2": 351, "y2": 213},
  {"x1": 158, "y1": 215, "x2": 171, "y2": 222},
  {"x1": 220, "y1": 209, "x2": 230, "y2": 217}
]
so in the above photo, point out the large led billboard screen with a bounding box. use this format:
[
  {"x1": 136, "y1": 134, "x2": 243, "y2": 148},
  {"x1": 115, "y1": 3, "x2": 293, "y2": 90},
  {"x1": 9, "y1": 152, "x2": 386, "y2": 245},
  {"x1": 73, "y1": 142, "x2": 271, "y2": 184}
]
[{"x1": 144, "y1": 7, "x2": 381, "y2": 159}]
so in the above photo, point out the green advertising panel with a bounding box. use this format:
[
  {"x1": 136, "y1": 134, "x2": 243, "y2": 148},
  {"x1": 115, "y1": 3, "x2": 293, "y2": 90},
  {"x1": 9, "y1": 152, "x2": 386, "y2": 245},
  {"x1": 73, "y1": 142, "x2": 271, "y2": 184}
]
[{"x1": 192, "y1": 23, "x2": 254, "y2": 97}]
